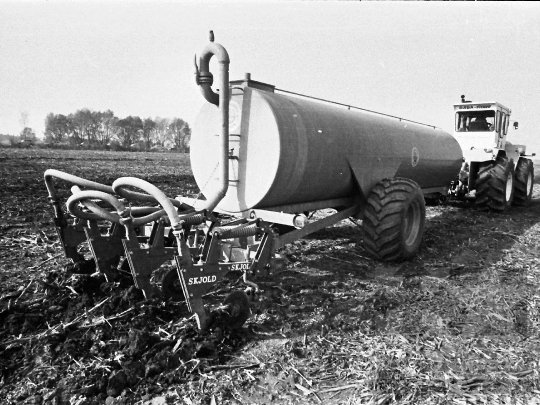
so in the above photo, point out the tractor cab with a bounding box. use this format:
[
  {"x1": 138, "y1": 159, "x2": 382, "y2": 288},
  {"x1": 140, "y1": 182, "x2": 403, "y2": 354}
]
[
  {"x1": 449, "y1": 96, "x2": 533, "y2": 211},
  {"x1": 453, "y1": 98, "x2": 518, "y2": 163}
]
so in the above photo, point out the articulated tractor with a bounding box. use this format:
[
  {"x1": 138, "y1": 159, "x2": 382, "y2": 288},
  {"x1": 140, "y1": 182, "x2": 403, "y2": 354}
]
[
  {"x1": 450, "y1": 97, "x2": 534, "y2": 210},
  {"x1": 43, "y1": 33, "x2": 534, "y2": 329}
]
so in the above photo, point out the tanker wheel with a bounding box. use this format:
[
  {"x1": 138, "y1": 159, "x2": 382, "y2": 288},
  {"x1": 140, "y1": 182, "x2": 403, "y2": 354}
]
[
  {"x1": 363, "y1": 177, "x2": 425, "y2": 262},
  {"x1": 221, "y1": 290, "x2": 251, "y2": 328},
  {"x1": 513, "y1": 158, "x2": 534, "y2": 207},
  {"x1": 161, "y1": 268, "x2": 185, "y2": 301},
  {"x1": 475, "y1": 157, "x2": 515, "y2": 211}
]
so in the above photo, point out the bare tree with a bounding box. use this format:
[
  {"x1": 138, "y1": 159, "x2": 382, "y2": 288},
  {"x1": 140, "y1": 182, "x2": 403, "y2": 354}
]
[
  {"x1": 44, "y1": 113, "x2": 72, "y2": 143},
  {"x1": 169, "y1": 118, "x2": 191, "y2": 152},
  {"x1": 151, "y1": 117, "x2": 170, "y2": 146},
  {"x1": 116, "y1": 116, "x2": 143, "y2": 147},
  {"x1": 97, "y1": 110, "x2": 118, "y2": 146},
  {"x1": 142, "y1": 118, "x2": 156, "y2": 150}
]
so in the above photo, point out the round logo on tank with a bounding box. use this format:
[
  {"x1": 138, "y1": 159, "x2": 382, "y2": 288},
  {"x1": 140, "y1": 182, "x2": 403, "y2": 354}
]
[{"x1": 412, "y1": 147, "x2": 420, "y2": 167}]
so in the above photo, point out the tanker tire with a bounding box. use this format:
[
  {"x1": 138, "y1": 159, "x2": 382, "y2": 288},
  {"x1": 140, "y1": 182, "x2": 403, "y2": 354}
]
[
  {"x1": 363, "y1": 178, "x2": 425, "y2": 262},
  {"x1": 475, "y1": 157, "x2": 514, "y2": 211},
  {"x1": 513, "y1": 158, "x2": 534, "y2": 207}
]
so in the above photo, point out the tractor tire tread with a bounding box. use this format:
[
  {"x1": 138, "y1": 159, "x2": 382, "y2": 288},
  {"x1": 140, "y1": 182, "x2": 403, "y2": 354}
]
[
  {"x1": 513, "y1": 158, "x2": 534, "y2": 206},
  {"x1": 475, "y1": 157, "x2": 514, "y2": 211}
]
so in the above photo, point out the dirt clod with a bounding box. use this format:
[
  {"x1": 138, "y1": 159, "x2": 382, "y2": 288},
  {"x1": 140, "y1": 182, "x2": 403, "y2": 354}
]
[{"x1": 107, "y1": 370, "x2": 127, "y2": 397}]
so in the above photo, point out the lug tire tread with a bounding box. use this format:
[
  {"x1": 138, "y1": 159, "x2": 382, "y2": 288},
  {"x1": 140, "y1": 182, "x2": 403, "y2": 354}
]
[
  {"x1": 363, "y1": 177, "x2": 425, "y2": 262},
  {"x1": 513, "y1": 158, "x2": 534, "y2": 206},
  {"x1": 475, "y1": 157, "x2": 514, "y2": 211}
]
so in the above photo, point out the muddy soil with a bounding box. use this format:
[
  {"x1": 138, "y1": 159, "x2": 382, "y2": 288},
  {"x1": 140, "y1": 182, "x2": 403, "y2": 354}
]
[{"x1": 1, "y1": 148, "x2": 539, "y2": 404}]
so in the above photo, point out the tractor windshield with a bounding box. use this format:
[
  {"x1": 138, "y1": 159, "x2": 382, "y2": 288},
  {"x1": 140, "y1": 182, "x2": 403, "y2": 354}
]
[{"x1": 455, "y1": 110, "x2": 495, "y2": 132}]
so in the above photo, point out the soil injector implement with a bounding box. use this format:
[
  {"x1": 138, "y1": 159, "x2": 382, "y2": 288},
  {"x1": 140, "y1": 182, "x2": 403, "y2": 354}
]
[
  {"x1": 45, "y1": 169, "x2": 210, "y2": 300},
  {"x1": 50, "y1": 32, "x2": 533, "y2": 330}
]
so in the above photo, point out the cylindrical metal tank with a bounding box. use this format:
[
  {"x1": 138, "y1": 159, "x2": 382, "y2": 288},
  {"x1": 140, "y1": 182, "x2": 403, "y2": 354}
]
[{"x1": 191, "y1": 80, "x2": 463, "y2": 213}]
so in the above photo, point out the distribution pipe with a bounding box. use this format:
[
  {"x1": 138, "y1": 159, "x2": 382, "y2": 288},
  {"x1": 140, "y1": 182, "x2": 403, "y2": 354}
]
[
  {"x1": 45, "y1": 169, "x2": 114, "y2": 200},
  {"x1": 68, "y1": 190, "x2": 174, "y2": 228},
  {"x1": 112, "y1": 184, "x2": 182, "y2": 208},
  {"x1": 44, "y1": 169, "x2": 182, "y2": 208},
  {"x1": 67, "y1": 190, "x2": 126, "y2": 223},
  {"x1": 69, "y1": 186, "x2": 167, "y2": 225},
  {"x1": 112, "y1": 177, "x2": 183, "y2": 230},
  {"x1": 194, "y1": 31, "x2": 230, "y2": 212}
]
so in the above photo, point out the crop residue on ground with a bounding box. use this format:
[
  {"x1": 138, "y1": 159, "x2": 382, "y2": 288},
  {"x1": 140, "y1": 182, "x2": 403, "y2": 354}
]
[{"x1": 0, "y1": 148, "x2": 539, "y2": 404}]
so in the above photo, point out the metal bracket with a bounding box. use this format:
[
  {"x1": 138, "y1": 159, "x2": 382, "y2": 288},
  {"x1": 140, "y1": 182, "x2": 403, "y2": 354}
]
[
  {"x1": 176, "y1": 258, "x2": 251, "y2": 330},
  {"x1": 174, "y1": 218, "x2": 276, "y2": 329},
  {"x1": 85, "y1": 221, "x2": 125, "y2": 280},
  {"x1": 53, "y1": 213, "x2": 87, "y2": 263},
  {"x1": 274, "y1": 203, "x2": 363, "y2": 249},
  {"x1": 122, "y1": 221, "x2": 177, "y2": 299}
]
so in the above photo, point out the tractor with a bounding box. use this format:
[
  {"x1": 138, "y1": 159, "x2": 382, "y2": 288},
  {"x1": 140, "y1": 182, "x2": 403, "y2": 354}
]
[{"x1": 450, "y1": 96, "x2": 534, "y2": 210}]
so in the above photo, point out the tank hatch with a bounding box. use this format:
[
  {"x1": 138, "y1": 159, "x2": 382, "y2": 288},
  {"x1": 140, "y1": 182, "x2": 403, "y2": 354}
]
[{"x1": 230, "y1": 73, "x2": 275, "y2": 92}]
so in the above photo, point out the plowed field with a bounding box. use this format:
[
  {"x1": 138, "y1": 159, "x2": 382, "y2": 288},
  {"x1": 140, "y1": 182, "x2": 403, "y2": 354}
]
[{"x1": 1, "y1": 148, "x2": 539, "y2": 404}]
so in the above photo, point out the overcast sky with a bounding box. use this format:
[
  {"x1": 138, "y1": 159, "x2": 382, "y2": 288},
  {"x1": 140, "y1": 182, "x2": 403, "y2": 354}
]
[{"x1": 1, "y1": 1, "x2": 539, "y2": 151}]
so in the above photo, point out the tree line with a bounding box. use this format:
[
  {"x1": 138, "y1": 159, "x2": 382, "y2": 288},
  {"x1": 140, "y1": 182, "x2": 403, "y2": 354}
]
[{"x1": 44, "y1": 109, "x2": 191, "y2": 152}]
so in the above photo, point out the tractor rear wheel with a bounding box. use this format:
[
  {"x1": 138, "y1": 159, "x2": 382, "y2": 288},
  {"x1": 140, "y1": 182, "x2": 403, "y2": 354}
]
[
  {"x1": 513, "y1": 158, "x2": 534, "y2": 207},
  {"x1": 475, "y1": 157, "x2": 514, "y2": 211},
  {"x1": 363, "y1": 178, "x2": 425, "y2": 262}
]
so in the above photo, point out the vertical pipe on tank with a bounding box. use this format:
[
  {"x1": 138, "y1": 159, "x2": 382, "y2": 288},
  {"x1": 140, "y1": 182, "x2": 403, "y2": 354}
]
[{"x1": 195, "y1": 31, "x2": 230, "y2": 212}]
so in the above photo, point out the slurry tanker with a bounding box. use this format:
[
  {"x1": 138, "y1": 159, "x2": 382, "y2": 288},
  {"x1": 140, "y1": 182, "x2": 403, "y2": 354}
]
[{"x1": 44, "y1": 33, "x2": 534, "y2": 329}]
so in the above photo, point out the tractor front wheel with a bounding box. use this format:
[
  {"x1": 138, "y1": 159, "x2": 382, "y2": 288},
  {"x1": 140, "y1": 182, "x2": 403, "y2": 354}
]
[
  {"x1": 363, "y1": 177, "x2": 425, "y2": 262},
  {"x1": 475, "y1": 157, "x2": 514, "y2": 211},
  {"x1": 513, "y1": 158, "x2": 534, "y2": 207}
]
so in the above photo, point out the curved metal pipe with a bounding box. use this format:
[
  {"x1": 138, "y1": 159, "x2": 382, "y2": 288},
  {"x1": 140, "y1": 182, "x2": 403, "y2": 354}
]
[
  {"x1": 122, "y1": 208, "x2": 168, "y2": 226},
  {"x1": 67, "y1": 190, "x2": 126, "y2": 223},
  {"x1": 195, "y1": 31, "x2": 230, "y2": 213},
  {"x1": 70, "y1": 185, "x2": 116, "y2": 222},
  {"x1": 45, "y1": 168, "x2": 181, "y2": 208},
  {"x1": 113, "y1": 184, "x2": 183, "y2": 208},
  {"x1": 112, "y1": 177, "x2": 183, "y2": 230},
  {"x1": 45, "y1": 169, "x2": 114, "y2": 200},
  {"x1": 44, "y1": 169, "x2": 115, "y2": 222},
  {"x1": 69, "y1": 186, "x2": 168, "y2": 225}
]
